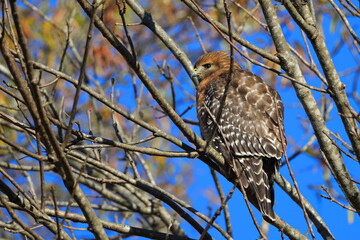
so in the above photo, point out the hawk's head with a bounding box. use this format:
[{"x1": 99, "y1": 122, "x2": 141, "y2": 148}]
[{"x1": 192, "y1": 51, "x2": 241, "y2": 81}]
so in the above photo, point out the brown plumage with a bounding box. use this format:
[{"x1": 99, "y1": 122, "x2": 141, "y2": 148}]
[{"x1": 193, "y1": 51, "x2": 286, "y2": 221}]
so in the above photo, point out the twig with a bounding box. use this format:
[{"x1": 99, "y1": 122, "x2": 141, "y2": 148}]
[
  {"x1": 62, "y1": 1, "x2": 97, "y2": 148},
  {"x1": 282, "y1": 135, "x2": 317, "y2": 165},
  {"x1": 330, "y1": 132, "x2": 354, "y2": 153},
  {"x1": 58, "y1": 21, "x2": 71, "y2": 72},
  {"x1": 323, "y1": 131, "x2": 358, "y2": 162},
  {"x1": 289, "y1": 41, "x2": 328, "y2": 85},
  {"x1": 179, "y1": 103, "x2": 196, "y2": 118},
  {"x1": 188, "y1": 16, "x2": 207, "y2": 53},
  {"x1": 110, "y1": 77, "x2": 141, "y2": 179},
  {"x1": 116, "y1": 0, "x2": 137, "y2": 60},
  {"x1": 37, "y1": 131, "x2": 46, "y2": 210},
  {"x1": 280, "y1": 153, "x2": 316, "y2": 239},
  {"x1": 321, "y1": 185, "x2": 356, "y2": 212},
  {"x1": 154, "y1": 60, "x2": 177, "y2": 110},
  {"x1": 327, "y1": 0, "x2": 360, "y2": 45},
  {"x1": 210, "y1": 169, "x2": 232, "y2": 237},
  {"x1": 50, "y1": 186, "x2": 62, "y2": 239},
  {"x1": 230, "y1": 0, "x2": 267, "y2": 30},
  {"x1": 200, "y1": 184, "x2": 236, "y2": 240},
  {"x1": 81, "y1": 132, "x2": 200, "y2": 158}
]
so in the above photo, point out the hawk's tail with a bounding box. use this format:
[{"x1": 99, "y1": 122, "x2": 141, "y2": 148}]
[{"x1": 235, "y1": 157, "x2": 276, "y2": 222}]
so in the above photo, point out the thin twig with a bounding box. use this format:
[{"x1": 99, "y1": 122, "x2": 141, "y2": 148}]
[
  {"x1": 323, "y1": 131, "x2": 358, "y2": 162},
  {"x1": 58, "y1": 21, "x2": 71, "y2": 72},
  {"x1": 282, "y1": 135, "x2": 317, "y2": 165},
  {"x1": 62, "y1": 1, "x2": 97, "y2": 148},
  {"x1": 154, "y1": 60, "x2": 177, "y2": 110},
  {"x1": 50, "y1": 186, "x2": 62, "y2": 239},
  {"x1": 210, "y1": 169, "x2": 233, "y2": 237},
  {"x1": 37, "y1": 131, "x2": 46, "y2": 210},
  {"x1": 327, "y1": 0, "x2": 360, "y2": 45},
  {"x1": 230, "y1": 0, "x2": 267, "y2": 29},
  {"x1": 200, "y1": 184, "x2": 236, "y2": 240},
  {"x1": 81, "y1": 132, "x2": 200, "y2": 158},
  {"x1": 116, "y1": 0, "x2": 137, "y2": 60},
  {"x1": 188, "y1": 16, "x2": 207, "y2": 54},
  {"x1": 320, "y1": 185, "x2": 356, "y2": 212}
]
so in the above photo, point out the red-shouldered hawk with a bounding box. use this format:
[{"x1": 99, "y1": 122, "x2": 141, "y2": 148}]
[{"x1": 193, "y1": 51, "x2": 285, "y2": 221}]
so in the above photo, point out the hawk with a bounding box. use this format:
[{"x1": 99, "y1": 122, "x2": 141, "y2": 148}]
[{"x1": 193, "y1": 51, "x2": 285, "y2": 221}]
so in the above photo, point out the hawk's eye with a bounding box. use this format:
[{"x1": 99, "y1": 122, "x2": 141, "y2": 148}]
[{"x1": 203, "y1": 63, "x2": 212, "y2": 69}]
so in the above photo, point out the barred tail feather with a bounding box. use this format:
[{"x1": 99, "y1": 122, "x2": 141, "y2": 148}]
[{"x1": 236, "y1": 157, "x2": 276, "y2": 221}]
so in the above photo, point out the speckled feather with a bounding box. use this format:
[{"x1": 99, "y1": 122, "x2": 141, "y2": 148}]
[{"x1": 194, "y1": 51, "x2": 286, "y2": 221}]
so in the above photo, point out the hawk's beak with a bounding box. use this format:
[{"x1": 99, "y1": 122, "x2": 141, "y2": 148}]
[{"x1": 191, "y1": 68, "x2": 198, "y2": 78}]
